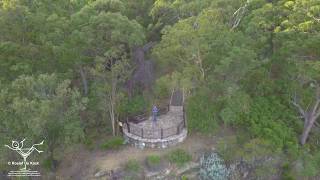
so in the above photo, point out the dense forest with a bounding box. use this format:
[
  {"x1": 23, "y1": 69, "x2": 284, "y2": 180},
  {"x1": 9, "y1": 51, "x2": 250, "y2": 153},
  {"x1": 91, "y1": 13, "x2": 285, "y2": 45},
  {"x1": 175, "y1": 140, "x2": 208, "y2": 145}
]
[{"x1": 0, "y1": 0, "x2": 320, "y2": 179}]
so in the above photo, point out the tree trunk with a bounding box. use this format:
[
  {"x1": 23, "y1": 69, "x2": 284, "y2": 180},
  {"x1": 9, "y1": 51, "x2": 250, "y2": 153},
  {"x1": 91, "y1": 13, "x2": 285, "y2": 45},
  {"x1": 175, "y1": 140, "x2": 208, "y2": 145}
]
[
  {"x1": 197, "y1": 48, "x2": 205, "y2": 80},
  {"x1": 300, "y1": 119, "x2": 315, "y2": 145},
  {"x1": 111, "y1": 109, "x2": 115, "y2": 136},
  {"x1": 109, "y1": 95, "x2": 116, "y2": 136},
  {"x1": 109, "y1": 68, "x2": 117, "y2": 136},
  {"x1": 292, "y1": 88, "x2": 320, "y2": 145},
  {"x1": 79, "y1": 66, "x2": 88, "y2": 96}
]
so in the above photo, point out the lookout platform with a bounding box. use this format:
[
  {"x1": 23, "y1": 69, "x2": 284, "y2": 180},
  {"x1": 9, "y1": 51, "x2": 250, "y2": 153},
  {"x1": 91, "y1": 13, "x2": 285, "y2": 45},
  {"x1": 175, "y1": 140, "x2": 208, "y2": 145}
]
[{"x1": 123, "y1": 90, "x2": 187, "y2": 148}]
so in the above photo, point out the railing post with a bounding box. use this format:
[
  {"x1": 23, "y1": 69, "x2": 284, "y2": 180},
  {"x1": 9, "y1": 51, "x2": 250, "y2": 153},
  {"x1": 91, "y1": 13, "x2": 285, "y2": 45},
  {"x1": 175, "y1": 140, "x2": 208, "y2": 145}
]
[
  {"x1": 161, "y1": 128, "x2": 163, "y2": 139},
  {"x1": 126, "y1": 118, "x2": 131, "y2": 133},
  {"x1": 177, "y1": 125, "x2": 180, "y2": 135},
  {"x1": 141, "y1": 128, "x2": 144, "y2": 138},
  {"x1": 183, "y1": 106, "x2": 186, "y2": 128}
]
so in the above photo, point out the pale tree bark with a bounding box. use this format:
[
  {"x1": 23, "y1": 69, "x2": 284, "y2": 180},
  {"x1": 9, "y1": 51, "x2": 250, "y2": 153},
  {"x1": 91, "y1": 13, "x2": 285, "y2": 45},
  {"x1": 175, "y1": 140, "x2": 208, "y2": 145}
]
[
  {"x1": 197, "y1": 48, "x2": 205, "y2": 80},
  {"x1": 230, "y1": 1, "x2": 249, "y2": 29},
  {"x1": 292, "y1": 86, "x2": 320, "y2": 145},
  {"x1": 79, "y1": 66, "x2": 88, "y2": 96},
  {"x1": 108, "y1": 94, "x2": 116, "y2": 136},
  {"x1": 108, "y1": 63, "x2": 118, "y2": 136}
]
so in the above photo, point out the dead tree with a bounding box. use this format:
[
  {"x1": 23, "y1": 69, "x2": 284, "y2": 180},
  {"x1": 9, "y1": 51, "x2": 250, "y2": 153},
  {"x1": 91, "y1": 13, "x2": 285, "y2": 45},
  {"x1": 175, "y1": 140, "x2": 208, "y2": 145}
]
[
  {"x1": 230, "y1": 0, "x2": 250, "y2": 29},
  {"x1": 292, "y1": 85, "x2": 320, "y2": 145}
]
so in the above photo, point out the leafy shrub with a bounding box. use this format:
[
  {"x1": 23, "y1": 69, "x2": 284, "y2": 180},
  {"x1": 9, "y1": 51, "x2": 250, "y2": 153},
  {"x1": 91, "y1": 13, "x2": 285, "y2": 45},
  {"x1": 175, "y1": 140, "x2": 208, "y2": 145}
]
[
  {"x1": 199, "y1": 152, "x2": 230, "y2": 180},
  {"x1": 216, "y1": 136, "x2": 239, "y2": 162},
  {"x1": 217, "y1": 136, "x2": 282, "y2": 179},
  {"x1": 125, "y1": 159, "x2": 141, "y2": 172},
  {"x1": 167, "y1": 149, "x2": 192, "y2": 167},
  {"x1": 220, "y1": 91, "x2": 251, "y2": 126},
  {"x1": 100, "y1": 136, "x2": 124, "y2": 150},
  {"x1": 181, "y1": 175, "x2": 189, "y2": 180},
  {"x1": 42, "y1": 157, "x2": 58, "y2": 171},
  {"x1": 83, "y1": 137, "x2": 95, "y2": 150},
  {"x1": 42, "y1": 158, "x2": 54, "y2": 170},
  {"x1": 281, "y1": 162, "x2": 295, "y2": 180},
  {"x1": 186, "y1": 90, "x2": 218, "y2": 134},
  {"x1": 119, "y1": 95, "x2": 149, "y2": 116},
  {"x1": 154, "y1": 76, "x2": 170, "y2": 99},
  {"x1": 146, "y1": 155, "x2": 161, "y2": 166},
  {"x1": 292, "y1": 150, "x2": 320, "y2": 177},
  {"x1": 238, "y1": 97, "x2": 299, "y2": 149}
]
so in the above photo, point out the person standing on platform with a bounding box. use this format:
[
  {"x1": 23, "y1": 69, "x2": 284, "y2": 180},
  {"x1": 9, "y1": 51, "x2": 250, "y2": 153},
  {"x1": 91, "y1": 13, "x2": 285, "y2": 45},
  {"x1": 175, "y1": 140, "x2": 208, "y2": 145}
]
[{"x1": 152, "y1": 105, "x2": 159, "y2": 124}]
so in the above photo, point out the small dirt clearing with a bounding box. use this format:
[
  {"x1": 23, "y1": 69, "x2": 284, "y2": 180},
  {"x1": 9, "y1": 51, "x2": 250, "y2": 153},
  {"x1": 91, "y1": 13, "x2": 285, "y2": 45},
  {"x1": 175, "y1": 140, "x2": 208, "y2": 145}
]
[{"x1": 56, "y1": 133, "x2": 218, "y2": 179}]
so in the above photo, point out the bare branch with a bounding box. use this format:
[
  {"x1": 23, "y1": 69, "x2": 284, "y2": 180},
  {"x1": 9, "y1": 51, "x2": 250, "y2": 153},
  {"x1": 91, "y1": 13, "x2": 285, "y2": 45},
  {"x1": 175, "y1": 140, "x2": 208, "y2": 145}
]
[
  {"x1": 312, "y1": 85, "x2": 320, "y2": 118},
  {"x1": 311, "y1": 98, "x2": 320, "y2": 116},
  {"x1": 231, "y1": 1, "x2": 250, "y2": 29},
  {"x1": 291, "y1": 94, "x2": 306, "y2": 117},
  {"x1": 315, "y1": 111, "x2": 320, "y2": 120}
]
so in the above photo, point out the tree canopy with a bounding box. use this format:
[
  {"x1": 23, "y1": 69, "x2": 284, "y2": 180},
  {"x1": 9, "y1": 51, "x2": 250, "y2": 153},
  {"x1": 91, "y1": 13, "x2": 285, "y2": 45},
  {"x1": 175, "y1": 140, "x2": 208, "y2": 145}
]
[{"x1": 0, "y1": 0, "x2": 319, "y2": 178}]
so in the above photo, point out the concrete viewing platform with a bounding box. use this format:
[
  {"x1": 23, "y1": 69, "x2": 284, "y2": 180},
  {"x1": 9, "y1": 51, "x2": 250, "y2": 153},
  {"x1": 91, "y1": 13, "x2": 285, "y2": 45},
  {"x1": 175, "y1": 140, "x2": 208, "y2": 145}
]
[{"x1": 123, "y1": 90, "x2": 187, "y2": 148}]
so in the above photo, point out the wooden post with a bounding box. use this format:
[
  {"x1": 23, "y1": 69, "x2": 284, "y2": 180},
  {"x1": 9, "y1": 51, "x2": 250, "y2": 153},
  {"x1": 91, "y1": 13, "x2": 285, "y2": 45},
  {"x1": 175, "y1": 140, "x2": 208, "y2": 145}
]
[
  {"x1": 161, "y1": 128, "x2": 163, "y2": 139},
  {"x1": 170, "y1": 89, "x2": 174, "y2": 106},
  {"x1": 184, "y1": 113, "x2": 187, "y2": 128},
  {"x1": 126, "y1": 118, "x2": 131, "y2": 133},
  {"x1": 141, "y1": 128, "x2": 144, "y2": 138}
]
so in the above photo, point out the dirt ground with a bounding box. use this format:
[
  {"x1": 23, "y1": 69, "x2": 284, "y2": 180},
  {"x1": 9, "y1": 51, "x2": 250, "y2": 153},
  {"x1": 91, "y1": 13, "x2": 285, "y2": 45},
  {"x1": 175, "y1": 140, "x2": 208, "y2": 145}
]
[{"x1": 55, "y1": 133, "x2": 219, "y2": 180}]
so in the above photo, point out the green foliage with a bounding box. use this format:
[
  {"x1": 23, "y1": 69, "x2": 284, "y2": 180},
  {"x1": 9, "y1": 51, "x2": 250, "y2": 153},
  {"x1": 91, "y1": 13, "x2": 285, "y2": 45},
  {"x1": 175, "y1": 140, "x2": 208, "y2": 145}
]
[
  {"x1": 146, "y1": 155, "x2": 161, "y2": 166},
  {"x1": 0, "y1": 74, "x2": 86, "y2": 167},
  {"x1": 186, "y1": 89, "x2": 218, "y2": 134},
  {"x1": 239, "y1": 97, "x2": 299, "y2": 149},
  {"x1": 217, "y1": 136, "x2": 283, "y2": 179},
  {"x1": 125, "y1": 159, "x2": 141, "y2": 173},
  {"x1": 216, "y1": 136, "x2": 239, "y2": 162},
  {"x1": 100, "y1": 136, "x2": 124, "y2": 150},
  {"x1": 167, "y1": 149, "x2": 192, "y2": 167},
  {"x1": 220, "y1": 91, "x2": 251, "y2": 126},
  {"x1": 119, "y1": 95, "x2": 149, "y2": 116},
  {"x1": 181, "y1": 175, "x2": 189, "y2": 180},
  {"x1": 290, "y1": 149, "x2": 320, "y2": 177},
  {"x1": 281, "y1": 162, "x2": 295, "y2": 180},
  {"x1": 154, "y1": 76, "x2": 171, "y2": 99},
  {"x1": 42, "y1": 158, "x2": 55, "y2": 171},
  {"x1": 1, "y1": 0, "x2": 320, "y2": 178},
  {"x1": 83, "y1": 137, "x2": 95, "y2": 150}
]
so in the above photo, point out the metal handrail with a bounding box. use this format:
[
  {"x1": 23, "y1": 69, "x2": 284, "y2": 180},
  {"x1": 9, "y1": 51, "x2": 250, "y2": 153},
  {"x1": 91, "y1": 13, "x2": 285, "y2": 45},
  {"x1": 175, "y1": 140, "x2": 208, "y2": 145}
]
[
  {"x1": 125, "y1": 105, "x2": 186, "y2": 139},
  {"x1": 127, "y1": 104, "x2": 170, "y2": 124}
]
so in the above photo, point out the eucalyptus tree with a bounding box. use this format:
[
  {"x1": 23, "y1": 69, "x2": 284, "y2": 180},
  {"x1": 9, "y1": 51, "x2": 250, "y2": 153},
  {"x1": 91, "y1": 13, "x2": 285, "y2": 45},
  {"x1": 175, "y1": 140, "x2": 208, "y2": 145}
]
[
  {"x1": 153, "y1": 8, "x2": 257, "y2": 93},
  {"x1": 91, "y1": 47, "x2": 131, "y2": 136},
  {"x1": 0, "y1": 74, "x2": 87, "y2": 170},
  {"x1": 69, "y1": 0, "x2": 145, "y2": 134},
  {"x1": 275, "y1": 0, "x2": 320, "y2": 145}
]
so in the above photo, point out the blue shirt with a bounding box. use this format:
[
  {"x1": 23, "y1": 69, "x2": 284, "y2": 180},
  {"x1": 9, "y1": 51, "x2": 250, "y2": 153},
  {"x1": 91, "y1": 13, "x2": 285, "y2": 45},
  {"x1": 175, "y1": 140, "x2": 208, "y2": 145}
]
[{"x1": 152, "y1": 106, "x2": 158, "y2": 113}]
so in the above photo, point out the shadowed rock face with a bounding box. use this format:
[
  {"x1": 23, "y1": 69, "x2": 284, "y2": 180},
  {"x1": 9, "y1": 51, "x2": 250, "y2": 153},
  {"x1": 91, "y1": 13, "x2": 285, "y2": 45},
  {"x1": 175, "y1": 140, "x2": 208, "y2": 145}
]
[{"x1": 127, "y1": 42, "x2": 156, "y2": 96}]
